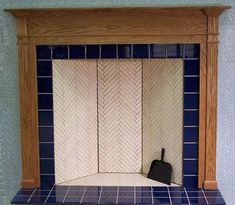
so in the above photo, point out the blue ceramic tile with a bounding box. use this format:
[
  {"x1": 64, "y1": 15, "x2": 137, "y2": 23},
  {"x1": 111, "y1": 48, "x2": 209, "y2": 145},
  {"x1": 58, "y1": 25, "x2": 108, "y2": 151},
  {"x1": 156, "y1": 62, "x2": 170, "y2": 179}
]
[
  {"x1": 171, "y1": 197, "x2": 189, "y2": 204},
  {"x1": 36, "y1": 45, "x2": 51, "y2": 59},
  {"x1": 150, "y1": 44, "x2": 166, "y2": 58},
  {"x1": 152, "y1": 191, "x2": 169, "y2": 197},
  {"x1": 67, "y1": 190, "x2": 84, "y2": 197},
  {"x1": 86, "y1": 45, "x2": 100, "y2": 59},
  {"x1": 118, "y1": 197, "x2": 134, "y2": 204},
  {"x1": 169, "y1": 187, "x2": 185, "y2": 191},
  {"x1": 37, "y1": 61, "x2": 52, "y2": 76},
  {"x1": 119, "y1": 186, "x2": 134, "y2": 192},
  {"x1": 170, "y1": 191, "x2": 187, "y2": 198},
  {"x1": 40, "y1": 175, "x2": 55, "y2": 188},
  {"x1": 69, "y1": 45, "x2": 85, "y2": 59},
  {"x1": 100, "y1": 196, "x2": 117, "y2": 204},
  {"x1": 184, "y1": 159, "x2": 198, "y2": 175},
  {"x1": 85, "y1": 186, "x2": 102, "y2": 193},
  {"x1": 189, "y1": 197, "x2": 207, "y2": 204},
  {"x1": 136, "y1": 191, "x2": 152, "y2": 198},
  {"x1": 136, "y1": 187, "x2": 152, "y2": 192},
  {"x1": 184, "y1": 111, "x2": 199, "y2": 126},
  {"x1": 38, "y1": 94, "x2": 53, "y2": 109},
  {"x1": 64, "y1": 196, "x2": 82, "y2": 204},
  {"x1": 187, "y1": 191, "x2": 204, "y2": 198},
  {"x1": 152, "y1": 187, "x2": 168, "y2": 192},
  {"x1": 185, "y1": 44, "x2": 200, "y2": 58},
  {"x1": 102, "y1": 191, "x2": 117, "y2": 197},
  {"x1": 184, "y1": 176, "x2": 198, "y2": 188},
  {"x1": 29, "y1": 196, "x2": 47, "y2": 203},
  {"x1": 207, "y1": 197, "x2": 225, "y2": 204},
  {"x1": 53, "y1": 186, "x2": 69, "y2": 191},
  {"x1": 136, "y1": 197, "x2": 152, "y2": 204},
  {"x1": 48, "y1": 191, "x2": 67, "y2": 197},
  {"x1": 39, "y1": 127, "x2": 54, "y2": 142},
  {"x1": 118, "y1": 44, "x2": 132, "y2": 58},
  {"x1": 101, "y1": 45, "x2": 117, "y2": 58},
  {"x1": 33, "y1": 190, "x2": 51, "y2": 196},
  {"x1": 82, "y1": 196, "x2": 99, "y2": 203},
  {"x1": 133, "y1": 44, "x2": 149, "y2": 58},
  {"x1": 11, "y1": 195, "x2": 30, "y2": 204},
  {"x1": 16, "y1": 190, "x2": 34, "y2": 196},
  {"x1": 39, "y1": 143, "x2": 54, "y2": 158},
  {"x1": 184, "y1": 144, "x2": 198, "y2": 158},
  {"x1": 184, "y1": 77, "x2": 199, "y2": 92},
  {"x1": 167, "y1": 44, "x2": 183, "y2": 58},
  {"x1": 184, "y1": 94, "x2": 199, "y2": 109},
  {"x1": 184, "y1": 127, "x2": 198, "y2": 142},
  {"x1": 52, "y1": 45, "x2": 68, "y2": 59},
  {"x1": 102, "y1": 186, "x2": 118, "y2": 192},
  {"x1": 119, "y1": 191, "x2": 134, "y2": 197},
  {"x1": 204, "y1": 191, "x2": 222, "y2": 198},
  {"x1": 38, "y1": 111, "x2": 53, "y2": 126},
  {"x1": 40, "y1": 159, "x2": 55, "y2": 174},
  {"x1": 184, "y1": 60, "x2": 200, "y2": 75},
  {"x1": 46, "y1": 196, "x2": 64, "y2": 204},
  {"x1": 153, "y1": 197, "x2": 171, "y2": 204},
  {"x1": 37, "y1": 78, "x2": 52, "y2": 93}
]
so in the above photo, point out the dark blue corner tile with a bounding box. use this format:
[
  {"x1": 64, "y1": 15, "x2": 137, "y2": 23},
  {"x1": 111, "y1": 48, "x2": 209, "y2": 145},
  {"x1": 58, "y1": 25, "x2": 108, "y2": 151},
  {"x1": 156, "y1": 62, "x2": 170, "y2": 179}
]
[
  {"x1": 189, "y1": 197, "x2": 207, "y2": 204},
  {"x1": 167, "y1": 44, "x2": 183, "y2": 58},
  {"x1": 36, "y1": 45, "x2": 51, "y2": 59},
  {"x1": 28, "y1": 196, "x2": 47, "y2": 204},
  {"x1": 118, "y1": 44, "x2": 132, "y2": 58},
  {"x1": 184, "y1": 94, "x2": 199, "y2": 109},
  {"x1": 69, "y1": 45, "x2": 85, "y2": 59},
  {"x1": 39, "y1": 143, "x2": 54, "y2": 158},
  {"x1": 150, "y1": 44, "x2": 166, "y2": 58},
  {"x1": 184, "y1": 60, "x2": 200, "y2": 75},
  {"x1": 184, "y1": 111, "x2": 199, "y2": 126},
  {"x1": 184, "y1": 176, "x2": 198, "y2": 188},
  {"x1": 101, "y1": 45, "x2": 117, "y2": 58},
  {"x1": 207, "y1": 197, "x2": 225, "y2": 205},
  {"x1": 152, "y1": 191, "x2": 169, "y2": 198},
  {"x1": 184, "y1": 77, "x2": 200, "y2": 92},
  {"x1": 37, "y1": 61, "x2": 52, "y2": 76},
  {"x1": 184, "y1": 144, "x2": 198, "y2": 158},
  {"x1": 184, "y1": 127, "x2": 199, "y2": 142},
  {"x1": 133, "y1": 44, "x2": 149, "y2": 58},
  {"x1": 185, "y1": 44, "x2": 200, "y2": 58},
  {"x1": 38, "y1": 111, "x2": 53, "y2": 126},
  {"x1": 52, "y1": 45, "x2": 68, "y2": 59},
  {"x1": 39, "y1": 127, "x2": 54, "y2": 142},
  {"x1": 40, "y1": 159, "x2": 55, "y2": 174},
  {"x1": 11, "y1": 195, "x2": 30, "y2": 204},
  {"x1": 86, "y1": 45, "x2": 100, "y2": 59},
  {"x1": 37, "y1": 78, "x2": 52, "y2": 93},
  {"x1": 40, "y1": 175, "x2": 55, "y2": 188},
  {"x1": 38, "y1": 94, "x2": 53, "y2": 109},
  {"x1": 184, "y1": 160, "x2": 198, "y2": 175}
]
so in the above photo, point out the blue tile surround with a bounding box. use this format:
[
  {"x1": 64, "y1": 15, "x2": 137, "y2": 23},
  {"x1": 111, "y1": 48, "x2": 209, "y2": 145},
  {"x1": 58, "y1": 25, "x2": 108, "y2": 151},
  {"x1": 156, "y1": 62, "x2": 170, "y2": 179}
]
[
  {"x1": 11, "y1": 186, "x2": 225, "y2": 205},
  {"x1": 36, "y1": 44, "x2": 200, "y2": 188}
]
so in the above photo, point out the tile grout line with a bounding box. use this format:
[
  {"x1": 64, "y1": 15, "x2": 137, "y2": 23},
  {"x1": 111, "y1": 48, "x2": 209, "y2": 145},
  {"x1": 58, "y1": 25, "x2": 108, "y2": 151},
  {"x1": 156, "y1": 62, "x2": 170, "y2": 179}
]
[
  {"x1": 184, "y1": 187, "x2": 191, "y2": 205},
  {"x1": 44, "y1": 184, "x2": 55, "y2": 203},
  {"x1": 80, "y1": 186, "x2": 87, "y2": 204},
  {"x1": 151, "y1": 187, "x2": 154, "y2": 205},
  {"x1": 116, "y1": 186, "x2": 119, "y2": 204},
  {"x1": 98, "y1": 186, "x2": 103, "y2": 204},
  {"x1": 26, "y1": 187, "x2": 37, "y2": 203},
  {"x1": 167, "y1": 187, "x2": 172, "y2": 205},
  {"x1": 202, "y1": 189, "x2": 209, "y2": 205},
  {"x1": 62, "y1": 186, "x2": 70, "y2": 204},
  {"x1": 134, "y1": 186, "x2": 136, "y2": 204}
]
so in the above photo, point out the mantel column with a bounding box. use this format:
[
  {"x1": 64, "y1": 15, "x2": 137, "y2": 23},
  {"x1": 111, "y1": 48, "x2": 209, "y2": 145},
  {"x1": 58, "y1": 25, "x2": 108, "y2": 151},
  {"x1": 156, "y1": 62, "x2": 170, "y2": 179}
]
[{"x1": 203, "y1": 8, "x2": 223, "y2": 190}]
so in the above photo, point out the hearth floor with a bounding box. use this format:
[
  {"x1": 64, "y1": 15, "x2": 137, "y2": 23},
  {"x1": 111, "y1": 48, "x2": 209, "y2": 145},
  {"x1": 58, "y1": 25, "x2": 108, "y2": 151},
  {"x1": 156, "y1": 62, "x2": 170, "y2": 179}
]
[{"x1": 12, "y1": 186, "x2": 225, "y2": 205}]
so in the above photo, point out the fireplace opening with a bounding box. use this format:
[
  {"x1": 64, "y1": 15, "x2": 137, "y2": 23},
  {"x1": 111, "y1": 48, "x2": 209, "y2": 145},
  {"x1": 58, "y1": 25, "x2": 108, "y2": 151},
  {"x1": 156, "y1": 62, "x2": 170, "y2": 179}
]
[{"x1": 37, "y1": 44, "x2": 199, "y2": 188}]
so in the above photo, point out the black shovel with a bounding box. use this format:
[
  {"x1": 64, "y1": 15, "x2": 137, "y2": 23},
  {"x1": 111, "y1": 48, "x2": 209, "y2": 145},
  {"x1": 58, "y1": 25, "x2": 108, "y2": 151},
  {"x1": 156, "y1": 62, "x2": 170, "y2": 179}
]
[{"x1": 147, "y1": 148, "x2": 172, "y2": 185}]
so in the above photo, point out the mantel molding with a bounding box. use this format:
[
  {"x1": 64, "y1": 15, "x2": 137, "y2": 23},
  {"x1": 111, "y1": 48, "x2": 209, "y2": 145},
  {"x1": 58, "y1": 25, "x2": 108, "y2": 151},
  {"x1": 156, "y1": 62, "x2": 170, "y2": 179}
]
[{"x1": 5, "y1": 6, "x2": 230, "y2": 190}]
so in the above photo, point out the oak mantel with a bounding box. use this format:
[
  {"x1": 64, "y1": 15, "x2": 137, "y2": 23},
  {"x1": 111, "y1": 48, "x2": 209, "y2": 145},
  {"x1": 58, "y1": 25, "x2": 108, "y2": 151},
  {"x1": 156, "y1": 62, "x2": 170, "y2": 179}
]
[{"x1": 5, "y1": 6, "x2": 230, "y2": 189}]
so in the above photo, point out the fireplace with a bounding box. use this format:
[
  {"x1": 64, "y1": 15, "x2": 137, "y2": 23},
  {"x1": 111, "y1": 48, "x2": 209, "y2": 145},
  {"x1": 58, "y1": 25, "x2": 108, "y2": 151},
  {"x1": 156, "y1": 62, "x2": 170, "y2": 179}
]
[{"x1": 6, "y1": 6, "x2": 230, "y2": 205}]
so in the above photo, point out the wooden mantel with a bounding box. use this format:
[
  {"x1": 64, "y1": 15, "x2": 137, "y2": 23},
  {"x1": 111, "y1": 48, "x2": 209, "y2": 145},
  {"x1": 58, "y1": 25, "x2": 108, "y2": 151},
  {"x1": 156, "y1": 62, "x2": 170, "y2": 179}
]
[{"x1": 5, "y1": 6, "x2": 230, "y2": 189}]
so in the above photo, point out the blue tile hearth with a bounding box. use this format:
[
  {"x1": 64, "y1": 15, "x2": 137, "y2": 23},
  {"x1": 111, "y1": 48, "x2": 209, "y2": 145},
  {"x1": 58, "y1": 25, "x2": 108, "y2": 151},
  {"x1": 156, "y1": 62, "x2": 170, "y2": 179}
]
[{"x1": 11, "y1": 186, "x2": 225, "y2": 205}]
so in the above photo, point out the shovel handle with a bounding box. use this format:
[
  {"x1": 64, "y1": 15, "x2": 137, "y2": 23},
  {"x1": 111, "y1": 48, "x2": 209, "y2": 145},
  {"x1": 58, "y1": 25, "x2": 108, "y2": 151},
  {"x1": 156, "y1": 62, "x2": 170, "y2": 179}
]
[{"x1": 161, "y1": 148, "x2": 165, "y2": 161}]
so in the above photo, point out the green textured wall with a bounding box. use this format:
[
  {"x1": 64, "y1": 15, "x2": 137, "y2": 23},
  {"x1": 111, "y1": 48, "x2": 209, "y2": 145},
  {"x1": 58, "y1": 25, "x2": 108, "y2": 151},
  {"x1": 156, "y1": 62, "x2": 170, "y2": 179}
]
[{"x1": 0, "y1": 0, "x2": 234, "y2": 205}]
